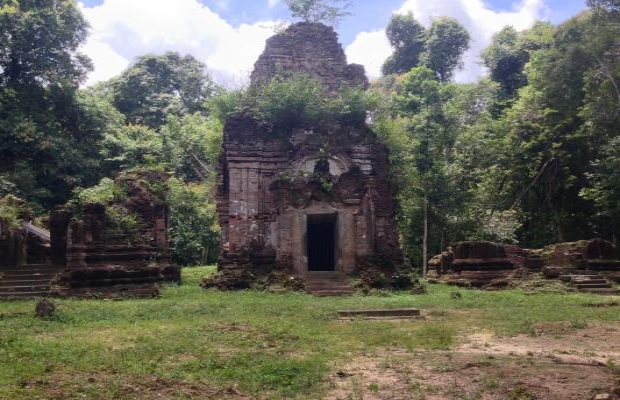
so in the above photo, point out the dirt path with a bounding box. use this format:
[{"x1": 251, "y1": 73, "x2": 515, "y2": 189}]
[{"x1": 327, "y1": 323, "x2": 620, "y2": 400}]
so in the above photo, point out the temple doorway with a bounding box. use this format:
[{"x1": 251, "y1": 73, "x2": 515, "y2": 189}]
[{"x1": 307, "y1": 215, "x2": 336, "y2": 271}]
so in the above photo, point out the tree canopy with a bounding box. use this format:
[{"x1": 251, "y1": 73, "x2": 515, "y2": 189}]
[
  {"x1": 382, "y1": 13, "x2": 427, "y2": 75},
  {"x1": 382, "y1": 14, "x2": 470, "y2": 82},
  {"x1": 423, "y1": 17, "x2": 471, "y2": 82},
  {"x1": 0, "y1": 0, "x2": 99, "y2": 209},
  {"x1": 284, "y1": 0, "x2": 351, "y2": 26},
  {"x1": 109, "y1": 52, "x2": 218, "y2": 128}
]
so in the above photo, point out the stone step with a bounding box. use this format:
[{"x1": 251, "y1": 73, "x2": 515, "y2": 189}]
[
  {"x1": 0, "y1": 291, "x2": 51, "y2": 299},
  {"x1": 0, "y1": 284, "x2": 51, "y2": 292},
  {"x1": 305, "y1": 273, "x2": 355, "y2": 296},
  {"x1": 2, "y1": 270, "x2": 58, "y2": 276},
  {"x1": 576, "y1": 287, "x2": 618, "y2": 294},
  {"x1": 306, "y1": 282, "x2": 352, "y2": 289},
  {"x1": 571, "y1": 279, "x2": 609, "y2": 285},
  {"x1": 58, "y1": 284, "x2": 159, "y2": 299},
  {"x1": 306, "y1": 280, "x2": 351, "y2": 286},
  {"x1": 568, "y1": 275, "x2": 602, "y2": 279},
  {"x1": 0, "y1": 278, "x2": 53, "y2": 287},
  {"x1": 561, "y1": 274, "x2": 606, "y2": 282},
  {"x1": 2, "y1": 266, "x2": 60, "y2": 272},
  {"x1": 573, "y1": 283, "x2": 613, "y2": 289},
  {"x1": 308, "y1": 287, "x2": 354, "y2": 293},
  {"x1": 310, "y1": 289, "x2": 355, "y2": 296},
  {"x1": 7, "y1": 263, "x2": 53, "y2": 269},
  {"x1": 338, "y1": 308, "x2": 421, "y2": 318},
  {"x1": 306, "y1": 271, "x2": 346, "y2": 279},
  {"x1": 67, "y1": 276, "x2": 163, "y2": 288},
  {"x1": 2, "y1": 267, "x2": 60, "y2": 273}
]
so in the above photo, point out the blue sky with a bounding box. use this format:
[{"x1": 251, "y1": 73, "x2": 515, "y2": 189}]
[{"x1": 77, "y1": 0, "x2": 588, "y2": 86}]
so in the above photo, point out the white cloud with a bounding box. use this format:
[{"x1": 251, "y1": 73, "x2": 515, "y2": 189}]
[
  {"x1": 345, "y1": 30, "x2": 391, "y2": 79},
  {"x1": 268, "y1": 0, "x2": 280, "y2": 8},
  {"x1": 78, "y1": 0, "x2": 282, "y2": 86},
  {"x1": 80, "y1": 39, "x2": 130, "y2": 84},
  {"x1": 345, "y1": 0, "x2": 548, "y2": 82},
  {"x1": 207, "y1": 21, "x2": 283, "y2": 87}
]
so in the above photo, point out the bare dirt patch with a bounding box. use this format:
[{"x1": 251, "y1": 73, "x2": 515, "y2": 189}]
[
  {"x1": 327, "y1": 323, "x2": 620, "y2": 400},
  {"x1": 459, "y1": 323, "x2": 620, "y2": 366}
]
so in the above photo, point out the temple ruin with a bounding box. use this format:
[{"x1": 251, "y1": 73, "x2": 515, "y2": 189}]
[
  {"x1": 0, "y1": 171, "x2": 179, "y2": 299},
  {"x1": 49, "y1": 171, "x2": 180, "y2": 298},
  {"x1": 428, "y1": 239, "x2": 619, "y2": 293},
  {"x1": 212, "y1": 23, "x2": 404, "y2": 293}
]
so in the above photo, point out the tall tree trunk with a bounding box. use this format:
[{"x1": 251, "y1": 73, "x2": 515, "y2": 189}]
[{"x1": 422, "y1": 189, "x2": 428, "y2": 277}]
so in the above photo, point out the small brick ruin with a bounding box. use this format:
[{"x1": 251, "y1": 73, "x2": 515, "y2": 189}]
[
  {"x1": 429, "y1": 239, "x2": 620, "y2": 289},
  {"x1": 541, "y1": 239, "x2": 620, "y2": 282},
  {"x1": 50, "y1": 171, "x2": 180, "y2": 298},
  {"x1": 211, "y1": 23, "x2": 403, "y2": 291},
  {"x1": 0, "y1": 196, "x2": 50, "y2": 268}
]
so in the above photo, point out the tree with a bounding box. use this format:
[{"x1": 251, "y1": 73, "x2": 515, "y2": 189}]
[
  {"x1": 423, "y1": 17, "x2": 470, "y2": 82},
  {"x1": 381, "y1": 14, "x2": 470, "y2": 82},
  {"x1": 382, "y1": 12, "x2": 427, "y2": 75},
  {"x1": 160, "y1": 113, "x2": 223, "y2": 182},
  {"x1": 284, "y1": 0, "x2": 351, "y2": 26},
  {"x1": 388, "y1": 67, "x2": 461, "y2": 273},
  {"x1": 0, "y1": 0, "x2": 106, "y2": 210},
  {"x1": 587, "y1": 0, "x2": 620, "y2": 15},
  {"x1": 483, "y1": 27, "x2": 528, "y2": 98},
  {"x1": 110, "y1": 52, "x2": 217, "y2": 128},
  {"x1": 0, "y1": 0, "x2": 91, "y2": 89},
  {"x1": 167, "y1": 178, "x2": 220, "y2": 265},
  {"x1": 480, "y1": 12, "x2": 620, "y2": 246},
  {"x1": 483, "y1": 23, "x2": 554, "y2": 101}
]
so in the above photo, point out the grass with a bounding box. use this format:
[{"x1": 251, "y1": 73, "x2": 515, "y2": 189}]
[{"x1": 0, "y1": 266, "x2": 619, "y2": 399}]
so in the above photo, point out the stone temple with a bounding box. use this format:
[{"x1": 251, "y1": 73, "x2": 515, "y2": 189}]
[{"x1": 214, "y1": 23, "x2": 403, "y2": 292}]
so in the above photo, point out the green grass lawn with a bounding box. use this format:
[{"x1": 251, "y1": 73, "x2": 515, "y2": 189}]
[{"x1": 1, "y1": 266, "x2": 618, "y2": 399}]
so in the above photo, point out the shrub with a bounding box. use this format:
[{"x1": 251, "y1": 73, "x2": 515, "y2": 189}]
[
  {"x1": 0, "y1": 195, "x2": 28, "y2": 230},
  {"x1": 167, "y1": 178, "x2": 220, "y2": 266},
  {"x1": 209, "y1": 74, "x2": 376, "y2": 135}
]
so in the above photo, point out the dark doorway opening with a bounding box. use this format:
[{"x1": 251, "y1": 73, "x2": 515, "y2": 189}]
[{"x1": 307, "y1": 215, "x2": 336, "y2": 271}]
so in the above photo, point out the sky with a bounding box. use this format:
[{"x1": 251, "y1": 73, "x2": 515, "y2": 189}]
[{"x1": 77, "y1": 0, "x2": 588, "y2": 87}]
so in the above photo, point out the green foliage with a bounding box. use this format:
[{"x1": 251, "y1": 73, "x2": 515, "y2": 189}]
[
  {"x1": 580, "y1": 136, "x2": 620, "y2": 234},
  {"x1": 212, "y1": 74, "x2": 376, "y2": 135},
  {"x1": 482, "y1": 23, "x2": 554, "y2": 100},
  {"x1": 487, "y1": 11, "x2": 620, "y2": 245},
  {"x1": 382, "y1": 12, "x2": 427, "y2": 75},
  {"x1": 0, "y1": 195, "x2": 27, "y2": 230},
  {"x1": 109, "y1": 52, "x2": 218, "y2": 128},
  {"x1": 0, "y1": 0, "x2": 91, "y2": 88},
  {"x1": 69, "y1": 177, "x2": 139, "y2": 232},
  {"x1": 379, "y1": 67, "x2": 465, "y2": 266},
  {"x1": 483, "y1": 26, "x2": 529, "y2": 98},
  {"x1": 382, "y1": 14, "x2": 470, "y2": 82},
  {"x1": 479, "y1": 210, "x2": 522, "y2": 243},
  {"x1": 0, "y1": 0, "x2": 114, "y2": 209},
  {"x1": 162, "y1": 113, "x2": 223, "y2": 182},
  {"x1": 587, "y1": 0, "x2": 620, "y2": 15},
  {"x1": 284, "y1": 0, "x2": 351, "y2": 26},
  {"x1": 102, "y1": 124, "x2": 163, "y2": 171},
  {"x1": 72, "y1": 178, "x2": 117, "y2": 206},
  {"x1": 423, "y1": 17, "x2": 471, "y2": 82},
  {"x1": 167, "y1": 178, "x2": 220, "y2": 266},
  {"x1": 104, "y1": 205, "x2": 139, "y2": 232}
]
